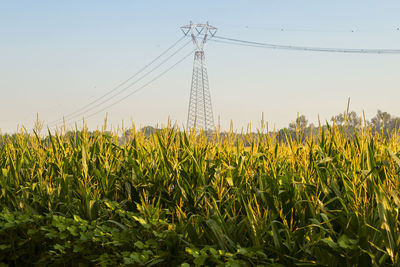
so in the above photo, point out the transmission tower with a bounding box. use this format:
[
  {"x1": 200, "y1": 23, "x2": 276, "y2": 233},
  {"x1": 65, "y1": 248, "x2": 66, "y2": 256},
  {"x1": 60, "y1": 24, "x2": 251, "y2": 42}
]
[{"x1": 181, "y1": 22, "x2": 217, "y2": 132}]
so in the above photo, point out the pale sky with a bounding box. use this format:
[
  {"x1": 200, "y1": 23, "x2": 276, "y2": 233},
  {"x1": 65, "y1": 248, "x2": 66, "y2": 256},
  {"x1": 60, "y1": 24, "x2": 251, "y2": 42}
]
[{"x1": 1, "y1": 1, "x2": 400, "y2": 133}]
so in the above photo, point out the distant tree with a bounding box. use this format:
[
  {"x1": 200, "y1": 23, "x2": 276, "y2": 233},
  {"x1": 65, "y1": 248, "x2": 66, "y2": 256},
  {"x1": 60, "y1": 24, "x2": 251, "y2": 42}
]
[
  {"x1": 330, "y1": 111, "x2": 362, "y2": 138},
  {"x1": 289, "y1": 115, "x2": 308, "y2": 130},
  {"x1": 284, "y1": 115, "x2": 311, "y2": 143},
  {"x1": 371, "y1": 110, "x2": 400, "y2": 137},
  {"x1": 331, "y1": 111, "x2": 361, "y2": 128},
  {"x1": 371, "y1": 110, "x2": 391, "y2": 132},
  {"x1": 331, "y1": 113, "x2": 345, "y2": 126},
  {"x1": 141, "y1": 126, "x2": 156, "y2": 136},
  {"x1": 347, "y1": 111, "x2": 362, "y2": 129}
]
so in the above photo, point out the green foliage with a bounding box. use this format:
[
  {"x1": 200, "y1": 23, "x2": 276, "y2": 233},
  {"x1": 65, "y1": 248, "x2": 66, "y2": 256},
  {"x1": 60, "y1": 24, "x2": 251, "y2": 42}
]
[{"x1": 1, "y1": 125, "x2": 400, "y2": 266}]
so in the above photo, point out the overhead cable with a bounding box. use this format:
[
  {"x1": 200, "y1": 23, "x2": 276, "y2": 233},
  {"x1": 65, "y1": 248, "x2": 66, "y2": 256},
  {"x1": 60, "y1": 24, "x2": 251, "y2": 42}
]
[
  {"x1": 211, "y1": 35, "x2": 400, "y2": 54},
  {"x1": 238, "y1": 25, "x2": 400, "y2": 33},
  {"x1": 47, "y1": 35, "x2": 187, "y2": 126},
  {"x1": 49, "y1": 49, "x2": 195, "y2": 129},
  {"x1": 48, "y1": 39, "x2": 192, "y2": 128}
]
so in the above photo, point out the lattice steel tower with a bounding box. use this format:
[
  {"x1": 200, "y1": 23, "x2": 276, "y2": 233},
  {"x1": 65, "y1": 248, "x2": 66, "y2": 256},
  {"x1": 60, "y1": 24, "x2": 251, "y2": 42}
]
[{"x1": 181, "y1": 22, "x2": 217, "y2": 132}]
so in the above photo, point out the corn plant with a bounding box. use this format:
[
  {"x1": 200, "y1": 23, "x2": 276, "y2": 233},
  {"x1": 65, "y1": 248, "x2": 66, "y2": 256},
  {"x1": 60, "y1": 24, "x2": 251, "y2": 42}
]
[{"x1": 0, "y1": 124, "x2": 400, "y2": 266}]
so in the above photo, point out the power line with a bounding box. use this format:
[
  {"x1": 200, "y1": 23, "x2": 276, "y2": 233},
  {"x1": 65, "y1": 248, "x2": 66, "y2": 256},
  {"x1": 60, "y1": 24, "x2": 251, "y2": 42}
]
[
  {"x1": 238, "y1": 25, "x2": 400, "y2": 33},
  {"x1": 211, "y1": 35, "x2": 400, "y2": 54},
  {"x1": 49, "y1": 49, "x2": 195, "y2": 129},
  {"x1": 47, "y1": 35, "x2": 186, "y2": 126},
  {"x1": 47, "y1": 39, "x2": 192, "y2": 128}
]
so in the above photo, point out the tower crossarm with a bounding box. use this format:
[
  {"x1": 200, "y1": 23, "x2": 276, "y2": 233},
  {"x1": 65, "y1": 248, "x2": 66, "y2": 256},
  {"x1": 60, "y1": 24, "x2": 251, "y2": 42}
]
[{"x1": 181, "y1": 22, "x2": 217, "y2": 52}]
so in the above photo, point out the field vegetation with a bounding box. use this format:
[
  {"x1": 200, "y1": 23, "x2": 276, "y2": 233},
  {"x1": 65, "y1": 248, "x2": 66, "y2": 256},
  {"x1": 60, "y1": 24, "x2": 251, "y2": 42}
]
[{"x1": 1, "y1": 115, "x2": 400, "y2": 266}]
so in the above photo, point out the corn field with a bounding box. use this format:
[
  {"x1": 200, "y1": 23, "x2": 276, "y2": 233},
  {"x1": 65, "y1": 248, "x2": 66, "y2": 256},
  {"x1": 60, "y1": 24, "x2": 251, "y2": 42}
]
[{"x1": 1, "y1": 124, "x2": 400, "y2": 266}]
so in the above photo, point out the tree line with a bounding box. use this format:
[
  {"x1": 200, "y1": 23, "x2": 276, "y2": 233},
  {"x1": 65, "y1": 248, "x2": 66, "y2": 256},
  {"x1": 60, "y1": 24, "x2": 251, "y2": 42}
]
[
  {"x1": 1, "y1": 110, "x2": 399, "y2": 146},
  {"x1": 278, "y1": 109, "x2": 400, "y2": 142}
]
